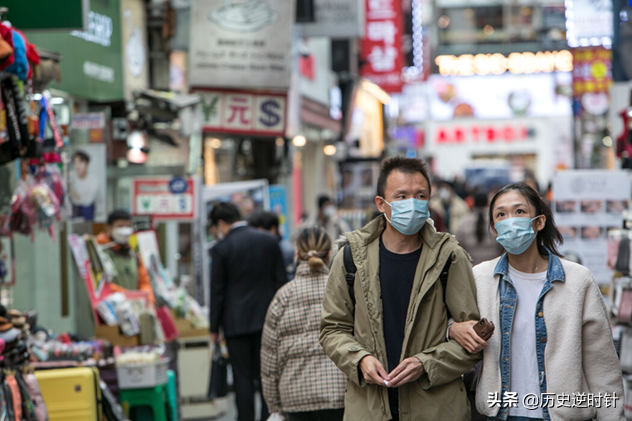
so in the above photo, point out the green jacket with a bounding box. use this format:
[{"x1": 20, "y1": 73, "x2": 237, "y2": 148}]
[{"x1": 319, "y1": 217, "x2": 481, "y2": 421}]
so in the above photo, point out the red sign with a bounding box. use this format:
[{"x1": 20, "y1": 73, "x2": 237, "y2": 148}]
[
  {"x1": 572, "y1": 47, "x2": 612, "y2": 98},
  {"x1": 435, "y1": 124, "x2": 534, "y2": 145},
  {"x1": 132, "y1": 177, "x2": 196, "y2": 221},
  {"x1": 360, "y1": 0, "x2": 405, "y2": 93}
]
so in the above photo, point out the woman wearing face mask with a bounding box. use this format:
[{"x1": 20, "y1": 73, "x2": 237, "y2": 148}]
[
  {"x1": 96, "y1": 210, "x2": 156, "y2": 305},
  {"x1": 449, "y1": 183, "x2": 623, "y2": 421}
]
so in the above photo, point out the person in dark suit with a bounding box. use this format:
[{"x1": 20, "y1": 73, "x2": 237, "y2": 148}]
[{"x1": 209, "y1": 202, "x2": 288, "y2": 421}]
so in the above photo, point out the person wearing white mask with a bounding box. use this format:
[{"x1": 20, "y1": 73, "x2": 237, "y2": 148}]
[
  {"x1": 448, "y1": 183, "x2": 623, "y2": 421},
  {"x1": 320, "y1": 157, "x2": 481, "y2": 421},
  {"x1": 97, "y1": 210, "x2": 155, "y2": 305},
  {"x1": 303, "y1": 195, "x2": 350, "y2": 247}
]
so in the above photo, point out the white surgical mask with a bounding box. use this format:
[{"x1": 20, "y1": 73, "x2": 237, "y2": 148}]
[
  {"x1": 112, "y1": 227, "x2": 133, "y2": 245},
  {"x1": 324, "y1": 206, "x2": 337, "y2": 218}
]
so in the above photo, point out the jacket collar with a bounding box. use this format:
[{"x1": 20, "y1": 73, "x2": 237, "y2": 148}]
[
  {"x1": 493, "y1": 248, "x2": 566, "y2": 283},
  {"x1": 295, "y1": 261, "x2": 329, "y2": 277}
]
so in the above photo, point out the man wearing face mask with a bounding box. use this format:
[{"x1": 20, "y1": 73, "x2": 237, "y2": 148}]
[
  {"x1": 97, "y1": 210, "x2": 155, "y2": 305},
  {"x1": 320, "y1": 157, "x2": 481, "y2": 421}
]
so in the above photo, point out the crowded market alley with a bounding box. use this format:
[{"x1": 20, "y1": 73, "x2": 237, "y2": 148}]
[{"x1": 0, "y1": 0, "x2": 630, "y2": 420}]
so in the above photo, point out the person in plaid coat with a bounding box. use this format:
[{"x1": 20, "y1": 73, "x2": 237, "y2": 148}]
[{"x1": 261, "y1": 227, "x2": 346, "y2": 421}]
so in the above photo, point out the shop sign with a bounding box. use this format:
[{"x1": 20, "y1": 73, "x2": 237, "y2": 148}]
[
  {"x1": 4, "y1": 0, "x2": 88, "y2": 31},
  {"x1": 360, "y1": 0, "x2": 405, "y2": 93},
  {"x1": 72, "y1": 113, "x2": 106, "y2": 130},
  {"x1": 434, "y1": 122, "x2": 536, "y2": 145},
  {"x1": 427, "y1": 73, "x2": 573, "y2": 121},
  {"x1": 553, "y1": 170, "x2": 630, "y2": 284},
  {"x1": 299, "y1": 38, "x2": 332, "y2": 106},
  {"x1": 189, "y1": 0, "x2": 295, "y2": 90},
  {"x1": 572, "y1": 47, "x2": 613, "y2": 98},
  {"x1": 196, "y1": 89, "x2": 287, "y2": 137},
  {"x1": 435, "y1": 51, "x2": 573, "y2": 77},
  {"x1": 132, "y1": 177, "x2": 197, "y2": 221},
  {"x1": 24, "y1": 0, "x2": 124, "y2": 102},
  {"x1": 565, "y1": 0, "x2": 613, "y2": 48},
  {"x1": 269, "y1": 185, "x2": 290, "y2": 241},
  {"x1": 300, "y1": 0, "x2": 365, "y2": 38},
  {"x1": 121, "y1": 0, "x2": 149, "y2": 101}
]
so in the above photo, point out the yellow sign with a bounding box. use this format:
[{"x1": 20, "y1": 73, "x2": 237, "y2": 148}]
[{"x1": 435, "y1": 51, "x2": 573, "y2": 76}]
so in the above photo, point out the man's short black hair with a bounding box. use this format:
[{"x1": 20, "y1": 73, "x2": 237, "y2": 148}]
[
  {"x1": 108, "y1": 210, "x2": 131, "y2": 225},
  {"x1": 377, "y1": 156, "x2": 432, "y2": 198},
  {"x1": 209, "y1": 202, "x2": 242, "y2": 226},
  {"x1": 256, "y1": 211, "x2": 280, "y2": 231},
  {"x1": 73, "y1": 151, "x2": 91, "y2": 163},
  {"x1": 318, "y1": 195, "x2": 332, "y2": 210}
]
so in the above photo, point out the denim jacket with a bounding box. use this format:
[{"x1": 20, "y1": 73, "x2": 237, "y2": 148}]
[{"x1": 493, "y1": 251, "x2": 565, "y2": 421}]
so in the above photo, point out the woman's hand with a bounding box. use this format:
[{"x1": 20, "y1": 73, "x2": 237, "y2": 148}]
[{"x1": 450, "y1": 320, "x2": 489, "y2": 354}]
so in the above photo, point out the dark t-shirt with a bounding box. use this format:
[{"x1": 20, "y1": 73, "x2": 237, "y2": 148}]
[{"x1": 379, "y1": 237, "x2": 422, "y2": 415}]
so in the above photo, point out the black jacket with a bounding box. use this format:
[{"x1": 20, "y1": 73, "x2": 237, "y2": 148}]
[{"x1": 210, "y1": 225, "x2": 288, "y2": 338}]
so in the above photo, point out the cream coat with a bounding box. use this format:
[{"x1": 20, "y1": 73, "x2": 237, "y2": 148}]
[{"x1": 474, "y1": 257, "x2": 625, "y2": 421}]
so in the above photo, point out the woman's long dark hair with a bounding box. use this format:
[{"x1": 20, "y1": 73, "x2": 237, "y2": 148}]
[{"x1": 489, "y1": 183, "x2": 563, "y2": 257}]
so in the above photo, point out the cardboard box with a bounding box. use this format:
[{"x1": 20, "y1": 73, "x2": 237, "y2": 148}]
[{"x1": 95, "y1": 325, "x2": 140, "y2": 347}]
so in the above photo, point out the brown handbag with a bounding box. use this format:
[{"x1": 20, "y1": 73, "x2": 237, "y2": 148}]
[{"x1": 473, "y1": 318, "x2": 495, "y2": 341}]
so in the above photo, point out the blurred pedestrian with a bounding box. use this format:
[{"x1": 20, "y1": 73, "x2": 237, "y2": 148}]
[
  {"x1": 209, "y1": 202, "x2": 288, "y2": 421},
  {"x1": 303, "y1": 195, "x2": 350, "y2": 244},
  {"x1": 455, "y1": 192, "x2": 504, "y2": 265},
  {"x1": 430, "y1": 180, "x2": 470, "y2": 233},
  {"x1": 97, "y1": 210, "x2": 155, "y2": 305},
  {"x1": 249, "y1": 210, "x2": 296, "y2": 280},
  {"x1": 320, "y1": 157, "x2": 481, "y2": 421},
  {"x1": 261, "y1": 227, "x2": 346, "y2": 421}
]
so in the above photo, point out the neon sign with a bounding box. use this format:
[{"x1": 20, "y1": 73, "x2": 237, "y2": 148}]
[{"x1": 435, "y1": 51, "x2": 573, "y2": 76}]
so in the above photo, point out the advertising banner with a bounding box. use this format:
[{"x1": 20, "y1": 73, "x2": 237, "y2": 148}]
[
  {"x1": 24, "y1": 0, "x2": 125, "y2": 102},
  {"x1": 300, "y1": 0, "x2": 365, "y2": 38},
  {"x1": 196, "y1": 89, "x2": 287, "y2": 137},
  {"x1": 269, "y1": 185, "x2": 289, "y2": 241},
  {"x1": 132, "y1": 177, "x2": 197, "y2": 221},
  {"x1": 553, "y1": 170, "x2": 631, "y2": 284},
  {"x1": 189, "y1": 0, "x2": 295, "y2": 90},
  {"x1": 572, "y1": 47, "x2": 613, "y2": 98},
  {"x1": 360, "y1": 0, "x2": 405, "y2": 93},
  {"x1": 70, "y1": 144, "x2": 108, "y2": 222}
]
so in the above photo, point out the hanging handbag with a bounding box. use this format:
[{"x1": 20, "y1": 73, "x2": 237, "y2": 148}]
[
  {"x1": 207, "y1": 339, "x2": 229, "y2": 400},
  {"x1": 16, "y1": 373, "x2": 37, "y2": 421},
  {"x1": 21, "y1": 373, "x2": 47, "y2": 421}
]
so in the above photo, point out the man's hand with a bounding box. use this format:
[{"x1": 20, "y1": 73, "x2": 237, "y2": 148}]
[
  {"x1": 359, "y1": 355, "x2": 389, "y2": 386},
  {"x1": 386, "y1": 357, "x2": 424, "y2": 388},
  {"x1": 449, "y1": 320, "x2": 488, "y2": 354},
  {"x1": 210, "y1": 332, "x2": 220, "y2": 343}
]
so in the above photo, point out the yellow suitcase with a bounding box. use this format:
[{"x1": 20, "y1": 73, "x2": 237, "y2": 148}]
[{"x1": 35, "y1": 367, "x2": 102, "y2": 421}]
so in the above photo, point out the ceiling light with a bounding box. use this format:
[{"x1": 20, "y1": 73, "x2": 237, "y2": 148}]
[
  {"x1": 324, "y1": 145, "x2": 337, "y2": 156},
  {"x1": 292, "y1": 135, "x2": 307, "y2": 147},
  {"x1": 209, "y1": 138, "x2": 222, "y2": 149}
]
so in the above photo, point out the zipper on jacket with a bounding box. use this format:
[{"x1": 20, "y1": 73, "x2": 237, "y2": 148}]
[{"x1": 539, "y1": 371, "x2": 544, "y2": 386}]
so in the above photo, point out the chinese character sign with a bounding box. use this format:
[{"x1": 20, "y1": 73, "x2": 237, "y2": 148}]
[
  {"x1": 572, "y1": 47, "x2": 613, "y2": 98},
  {"x1": 132, "y1": 177, "x2": 197, "y2": 221},
  {"x1": 196, "y1": 89, "x2": 287, "y2": 136},
  {"x1": 360, "y1": 0, "x2": 405, "y2": 93}
]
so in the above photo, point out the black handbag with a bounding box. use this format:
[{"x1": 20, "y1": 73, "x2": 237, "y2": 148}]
[{"x1": 208, "y1": 340, "x2": 229, "y2": 400}]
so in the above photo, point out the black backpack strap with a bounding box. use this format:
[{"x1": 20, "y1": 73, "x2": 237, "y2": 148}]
[
  {"x1": 441, "y1": 254, "x2": 453, "y2": 318},
  {"x1": 343, "y1": 246, "x2": 357, "y2": 307}
]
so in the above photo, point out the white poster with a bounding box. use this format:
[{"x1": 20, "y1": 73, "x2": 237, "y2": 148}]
[
  {"x1": 69, "y1": 144, "x2": 107, "y2": 222},
  {"x1": 189, "y1": 0, "x2": 295, "y2": 90},
  {"x1": 566, "y1": 0, "x2": 613, "y2": 48},
  {"x1": 553, "y1": 171, "x2": 631, "y2": 284},
  {"x1": 300, "y1": 0, "x2": 364, "y2": 38}
]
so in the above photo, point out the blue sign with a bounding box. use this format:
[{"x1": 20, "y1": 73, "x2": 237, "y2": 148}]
[
  {"x1": 269, "y1": 185, "x2": 290, "y2": 241},
  {"x1": 169, "y1": 177, "x2": 188, "y2": 194}
]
